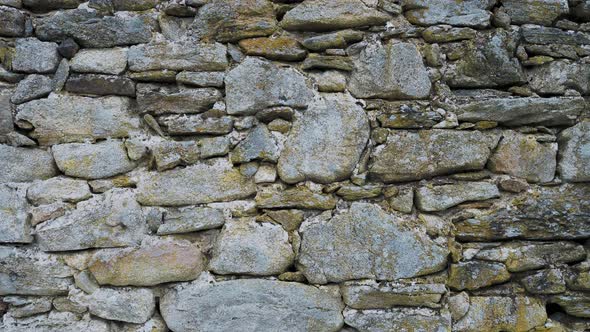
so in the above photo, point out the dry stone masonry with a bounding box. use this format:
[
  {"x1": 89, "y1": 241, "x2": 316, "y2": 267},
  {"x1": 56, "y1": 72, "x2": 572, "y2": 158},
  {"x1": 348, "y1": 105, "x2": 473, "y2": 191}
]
[{"x1": 0, "y1": 0, "x2": 590, "y2": 331}]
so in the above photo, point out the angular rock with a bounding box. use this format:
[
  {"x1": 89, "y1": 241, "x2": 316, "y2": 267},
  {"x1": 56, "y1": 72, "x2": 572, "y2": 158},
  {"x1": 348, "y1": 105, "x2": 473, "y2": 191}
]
[
  {"x1": 160, "y1": 277, "x2": 344, "y2": 332},
  {"x1": 0, "y1": 87, "x2": 13, "y2": 136},
  {"x1": 231, "y1": 125, "x2": 279, "y2": 164},
  {"x1": 89, "y1": 237, "x2": 205, "y2": 286},
  {"x1": 69, "y1": 287, "x2": 154, "y2": 324},
  {"x1": 348, "y1": 42, "x2": 431, "y2": 100},
  {"x1": 301, "y1": 54, "x2": 354, "y2": 71},
  {"x1": 527, "y1": 60, "x2": 590, "y2": 95},
  {"x1": 65, "y1": 74, "x2": 136, "y2": 97},
  {"x1": 52, "y1": 140, "x2": 136, "y2": 179},
  {"x1": 369, "y1": 130, "x2": 500, "y2": 182},
  {"x1": 12, "y1": 38, "x2": 60, "y2": 74},
  {"x1": 278, "y1": 93, "x2": 369, "y2": 184},
  {"x1": 488, "y1": 131, "x2": 557, "y2": 183},
  {"x1": 36, "y1": 189, "x2": 146, "y2": 251},
  {"x1": 26, "y1": 177, "x2": 90, "y2": 205},
  {"x1": 110, "y1": 0, "x2": 160, "y2": 11},
  {"x1": 502, "y1": 0, "x2": 569, "y2": 25},
  {"x1": 11, "y1": 74, "x2": 53, "y2": 104},
  {"x1": 176, "y1": 71, "x2": 225, "y2": 87},
  {"x1": 281, "y1": 0, "x2": 390, "y2": 31},
  {"x1": 403, "y1": 0, "x2": 494, "y2": 28},
  {"x1": 558, "y1": 122, "x2": 590, "y2": 182},
  {"x1": 238, "y1": 36, "x2": 307, "y2": 61},
  {"x1": 255, "y1": 185, "x2": 337, "y2": 210},
  {"x1": 302, "y1": 30, "x2": 363, "y2": 51},
  {"x1": 522, "y1": 25, "x2": 590, "y2": 45},
  {"x1": 448, "y1": 261, "x2": 510, "y2": 290},
  {"x1": 0, "y1": 311, "x2": 110, "y2": 332},
  {"x1": 416, "y1": 182, "x2": 499, "y2": 212},
  {"x1": 160, "y1": 114, "x2": 233, "y2": 136},
  {"x1": 70, "y1": 48, "x2": 127, "y2": 75},
  {"x1": 344, "y1": 307, "x2": 451, "y2": 332},
  {"x1": 136, "y1": 84, "x2": 222, "y2": 115},
  {"x1": 57, "y1": 38, "x2": 79, "y2": 59},
  {"x1": 0, "y1": 184, "x2": 31, "y2": 243},
  {"x1": 225, "y1": 57, "x2": 314, "y2": 115},
  {"x1": 336, "y1": 184, "x2": 382, "y2": 201},
  {"x1": 128, "y1": 41, "x2": 227, "y2": 72},
  {"x1": 422, "y1": 25, "x2": 476, "y2": 43},
  {"x1": 158, "y1": 206, "x2": 225, "y2": 235},
  {"x1": 137, "y1": 158, "x2": 256, "y2": 206},
  {"x1": 298, "y1": 203, "x2": 449, "y2": 284},
  {"x1": 311, "y1": 70, "x2": 346, "y2": 92},
  {"x1": 0, "y1": 145, "x2": 58, "y2": 183},
  {"x1": 550, "y1": 293, "x2": 590, "y2": 318},
  {"x1": 0, "y1": 247, "x2": 74, "y2": 295},
  {"x1": 15, "y1": 94, "x2": 139, "y2": 145},
  {"x1": 341, "y1": 280, "x2": 446, "y2": 309},
  {"x1": 521, "y1": 268, "x2": 566, "y2": 295},
  {"x1": 0, "y1": 6, "x2": 24, "y2": 37},
  {"x1": 152, "y1": 140, "x2": 200, "y2": 171},
  {"x1": 23, "y1": 0, "x2": 83, "y2": 11},
  {"x1": 5, "y1": 296, "x2": 53, "y2": 318}
]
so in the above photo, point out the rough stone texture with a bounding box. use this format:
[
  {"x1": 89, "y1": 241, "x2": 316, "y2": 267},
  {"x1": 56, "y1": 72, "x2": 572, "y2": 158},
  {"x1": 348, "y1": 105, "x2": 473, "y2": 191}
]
[
  {"x1": 11, "y1": 74, "x2": 53, "y2": 104},
  {"x1": 526, "y1": 60, "x2": 590, "y2": 95},
  {"x1": 0, "y1": 145, "x2": 58, "y2": 183},
  {"x1": 128, "y1": 41, "x2": 228, "y2": 72},
  {"x1": 502, "y1": 0, "x2": 569, "y2": 25},
  {"x1": 344, "y1": 307, "x2": 451, "y2": 332},
  {"x1": 558, "y1": 122, "x2": 590, "y2": 182},
  {"x1": 341, "y1": 280, "x2": 446, "y2": 309},
  {"x1": 26, "y1": 177, "x2": 90, "y2": 205},
  {"x1": 136, "y1": 84, "x2": 222, "y2": 114},
  {"x1": 403, "y1": 0, "x2": 495, "y2": 28},
  {"x1": 448, "y1": 261, "x2": 511, "y2": 290},
  {"x1": 70, "y1": 48, "x2": 128, "y2": 75},
  {"x1": 415, "y1": 181, "x2": 500, "y2": 212},
  {"x1": 255, "y1": 185, "x2": 337, "y2": 210},
  {"x1": 238, "y1": 36, "x2": 306, "y2": 61},
  {"x1": 158, "y1": 207, "x2": 225, "y2": 234},
  {"x1": 0, "y1": 184, "x2": 32, "y2": 243},
  {"x1": 231, "y1": 125, "x2": 279, "y2": 164},
  {"x1": 65, "y1": 74, "x2": 136, "y2": 97},
  {"x1": 0, "y1": 6, "x2": 25, "y2": 37},
  {"x1": 69, "y1": 287, "x2": 155, "y2": 324}
]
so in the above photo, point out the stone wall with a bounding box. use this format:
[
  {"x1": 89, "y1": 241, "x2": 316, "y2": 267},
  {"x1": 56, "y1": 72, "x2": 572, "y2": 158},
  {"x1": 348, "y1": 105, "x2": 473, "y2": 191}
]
[{"x1": 0, "y1": 0, "x2": 589, "y2": 331}]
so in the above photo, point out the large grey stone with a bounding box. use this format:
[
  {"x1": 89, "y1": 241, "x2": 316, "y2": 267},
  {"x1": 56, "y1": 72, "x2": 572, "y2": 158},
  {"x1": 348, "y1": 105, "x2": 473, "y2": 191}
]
[
  {"x1": 136, "y1": 158, "x2": 256, "y2": 206},
  {"x1": 402, "y1": 0, "x2": 495, "y2": 28},
  {"x1": 23, "y1": 0, "x2": 83, "y2": 11},
  {"x1": 128, "y1": 41, "x2": 228, "y2": 72},
  {"x1": 415, "y1": 181, "x2": 500, "y2": 212},
  {"x1": 501, "y1": 0, "x2": 569, "y2": 25},
  {"x1": 447, "y1": 261, "x2": 511, "y2": 290},
  {"x1": 369, "y1": 130, "x2": 500, "y2": 182},
  {"x1": 527, "y1": 60, "x2": 590, "y2": 95},
  {"x1": 26, "y1": 177, "x2": 90, "y2": 205},
  {"x1": 65, "y1": 74, "x2": 136, "y2": 97},
  {"x1": 281, "y1": 0, "x2": 390, "y2": 31},
  {"x1": 522, "y1": 25, "x2": 590, "y2": 45},
  {"x1": 341, "y1": 280, "x2": 446, "y2": 309},
  {"x1": 0, "y1": 312, "x2": 110, "y2": 332},
  {"x1": 231, "y1": 125, "x2": 279, "y2": 164},
  {"x1": 344, "y1": 307, "x2": 451, "y2": 332},
  {"x1": 278, "y1": 93, "x2": 369, "y2": 184},
  {"x1": 15, "y1": 94, "x2": 140, "y2": 145},
  {"x1": 225, "y1": 57, "x2": 314, "y2": 115},
  {"x1": 0, "y1": 6, "x2": 24, "y2": 37},
  {"x1": 136, "y1": 84, "x2": 222, "y2": 115},
  {"x1": 0, "y1": 87, "x2": 13, "y2": 136},
  {"x1": 348, "y1": 42, "x2": 431, "y2": 100},
  {"x1": 69, "y1": 287, "x2": 155, "y2": 324},
  {"x1": 160, "y1": 277, "x2": 344, "y2": 332},
  {"x1": 12, "y1": 38, "x2": 60, "y2": 74},
  {"x1": 36, "y1": 189, "x2": 146, "y2": 251},
  {"x1": 0, "y1": 184, "x2": 31, "y2": 243},
  {"x1": 70, "y1": 48, "x2": 128, "y2": 75},
  {"x1": 0, "y1": 145, "x2": 58, "y2": 183},
  {"x1": 158, "y1": 207, "x2": 225, "y2": 235},
  {"x1": 10, "y1": 74, "x2": 53, "y2": 104},
  {"x1": 209, "y1": 218, "x2": 294, "y2": 276},
  {"x1": 298, "y1": 203, "x2": 449, "y2": 284},
  {"x1": 558, "y1": 122, "x2": 590, "y2": 182},
  {"x1": 52, "y1": 140, "x2": 136, "y2": 180}
]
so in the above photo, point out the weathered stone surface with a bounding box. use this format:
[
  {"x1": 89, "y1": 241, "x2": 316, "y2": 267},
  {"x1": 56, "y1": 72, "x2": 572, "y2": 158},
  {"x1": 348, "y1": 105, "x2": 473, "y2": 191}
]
[
  {"x1": 298, "y1": 203, "x2": 448, "y2": 284},
  {"x1": 422, "y1": 25, "x2": 476, "y2": 43},
  {"x1": 136, "y1": 84, "x2": 222, "y2": 114},
  {"x1": 89, "y1": 237, "x2": 205, "y2": 286},
  {"x1": 341, "y1": 280, "x2": 446, "y2": 309},
  {"x1": 550, "y1": 293, "x2": 590, "y2": 318},
  {"x1": 527, "y1": 60, "x2": 590, "y2": 95},
  {"x1": 348, "y1": 42, "x2": 431, "y2": 100},
  {"x1": 11, "y1": 74, "x2": 53, "y2": 104},
  {"x1": 35, "y1": 9, "x2": 154, "y2": 48},
  {"x1": 23, "y1": 0, "x2": 82, "y2": 11},
  {"x1": 278, "y1": 93, "x2": 369, "y2": 184},
  {"x1": 558, "y1": 122, "x2": 590, "y2": 182},
  {"x1": 65, "y1": 74, "x2": 136, "y2": 97},
  {"x1": 0, "y1": 87, "x2": 13, "y2": 136},
  {"x1": 0, "y1": 145, "x2": 58, "y2": 183},
  {"x1": 128, "y1": 41, "x2": 227, "y2": 72},
  {"x1": 448, "y1": 261, "x2": 510, "y2": 290},
  {"x1": 158, "y1": 206, "x2": 225, "y2": 234},
  {"x1": 160, "y1": 277, "x2": 344, "y2": 332},
  {"x1": 301, "y1": 54, "x2": 354, "y2": 71},
  {"x1": 12, "y1": 38, "x2": 60, "y2": 74},
  {"x1": 302, "y1": 30, "x2": 363, "y2": 51},
  {"x1": 0, "y1": 184, "x2": 31, "y2": 243},
  {"x1": 192, "y1": 0, "x2": 277, "y2": 42},
  {"x1": 209, "y1": 218, "x2": 294, "y2": 275},
  {"x1": 15, "y1": 94, "x2": 139, "y2": 145},
  {"x1": 238, "y1": 36, "x2": 307, "y2": 61},
  {"x1": 231, "y1": 125, "x2": 279, "y2": 164},
  {"x1": 69, "y1": 287, "x2": 155, "y2": 324},
  {"x1": 159, "y1": 114, "x2": 234, "y2": 135},
  {"x1": 369, "y1": 130, "x2": 500, "y2": 182},
  {"x1": 521, "y1": 268, "x2": 566, "y2": 295},
  {"x1": 0, "y1": 6, "x2": 24, "y2": 37},
  {"x1": 0, "y1": 247, "x2": 74, "y2": 295},
  {"x1": 176, "y1": 71, "x2": 225, "y2": 87},
  {"x1": 225, "y1": 57, "x2": 313, "y2": 115},
  {"x1": 522, "y1": 25, "x2": 590, "y2": 45},
  {"x1": 255, "y1": 185, "x2": 337, "y2": 210},
  {"x1": 281, "y1": 0, "x2": 390, "y2": 31},
  {"x1": 70, "y1": 48, "x2": 128, "y2": 75},
  {"x1": 109, "y1": 0, "x2": 160, "y2": 11},
  {"x1": 137, "y1": 158, "x2": 256, "y2": 206},
  {"x1": 52, "y1": 140, "x2": 136, "y2": 179},
  {"x1": 0, "y1": 311, "x2": 110, "y2": 332},
  {"x1": 502, "y1": 0, "x2": 569, "y2": 25},
  {"x1": 336, "y1": 184, "x2": 382, "y2": 201},
  {"x1": 5, "y1": 296, "x2": 53, "y2": 318},
  {"x1": 488, "y1": 131, "x2": 557, "y2": 183},
  {"x1": 27, "y1": 177, "x2": 90, "y2": 205},
  {"x1": 311, "y1": 70, "x2": 346, "y2": 92},
  {"x1": 456, "y1": 97, "x2": 585, "y2": 127},
  {"x1": 36, "y1": 189, "x2": 146, "y2": 251},
  {"x1": 416, "y1": 182, "x2": 499, "y2": 212},
  {"x1": 344, "y1": 307, "x2": 451, "y2": 332},
  {"x1": 152, "y1": 140, "x2": 200, "y2": 171},
  {"x1": 403, "y1": 0, "x2": 495, "y2": 28}
]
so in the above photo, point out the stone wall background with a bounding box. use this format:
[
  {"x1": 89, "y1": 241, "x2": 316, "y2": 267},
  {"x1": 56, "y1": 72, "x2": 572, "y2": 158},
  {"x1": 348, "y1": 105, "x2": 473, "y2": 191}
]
[{"x1": 0, "y1": 0, "x2": 590, "y2": 331}]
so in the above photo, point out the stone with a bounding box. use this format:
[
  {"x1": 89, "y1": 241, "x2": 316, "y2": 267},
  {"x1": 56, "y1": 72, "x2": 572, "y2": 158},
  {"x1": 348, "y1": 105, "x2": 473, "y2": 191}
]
[
  {"x1": 255, "y1": 185, "x2": 337, "y2": 210},
  {"x1": 415, "y1": 182, "x2": 499, "y2": 212},
  {"x1": 0, "y1": 145, "x2": 58, "y2": 183},
  {"x1": 65, "y1": 74, "x2": 136, "y2": 97},
  {"x1": 301, "y1": 54, "x2": 354, "y2": 71},
  {"x1": 75, "y1": 270, "x2": 99, "y2": 294},
  {"x1": 69, "y1": 287, "x2": 155, "y2": 324},
  {"x1": 5, "y1": 296, "x2": 53, "y2": 318},
  {"x1": 52, "y1": 59, "x2": 68, "y2": 92},
  {"x1": 550, "y1": 293, "x2": 590, "y2": 318},
  {"x1": 298, "y1": 203, "x2": 448, "y2": 284},
  {"x1": 26, "y1": 177, "x2": 90, "y2": 205},
  {"x1": 192, "y1": 0, "x2": 277, "y2": 42},
  {"x1": 70, "y1": 48, "x2": 127, "y2": 75},
  {"x1": 129, "y1": 70, "x2": 177, "y2": 83},
  {"x1": 0, "y1": 6, "x2": 24, "y2": 37},
  {"x1": 12, "y1": 38, "x2": 60, "y2": 74},
  {"x1": 15, "y1": 94, "x2": 139, "y2": 145},
  {"x1": 158, "y1": 206, "x2": 225, "y2": 235},
  {"x1": 159, "y1": 114, "x2": 234, "y2": 135},
  {"x1": 422, "y1": 25, "x2": 476, "y2": 43},
  {"x1": 10, "y1": 74, "x2": 53, "y2": 104},
  {"x1": 254, "y1": 164, "x2": 277, "y2": 183},
  {"x1": 527, "y1": 60, "x2": 590, "y2": 95},
  {"x1": 488, "y1": 131, "x2": 557, "y2": 183},
  {"x1": 336, "y1": 184, "x2": 382, "y2": 200},
  {"x1": 403, "y1": 0, "x2": 495, "y2": 28},
  {"x1": 281, "y1": 0, "x2": 390, "y2": 31},
  {"x1": 278, "y1": 93, "x2": 369, "y2": 184},
  {"x1": 52, "y1": 140, "x2": 136, "y2": 179},
  {"x1": 225, "y1": 57, "x2": 314, "y2": 115},
  {"x1": 343, "y1": 307, "x2": 451, "y2": 332},
  {"x1": 0, "y1": 311, "x2": 111, "y2": 332},
  {"x1": 388, "y1": 187, "x2": 414, "y2": 213},
  {"x1": 445, "y1": 30, "x2": 525, "y2": 88},
  {"x1": 0, "y1": 184, "x2": 31, "y2": 243},
  {"x1": 448, "y1": 261, "x2": 510, "y2": 290},
  {"x1": 110, "y1": 0, "x2": 160, "y2": 11},
  {"x1": 0, "y1": 247, "x2": 74, "y2": 295},
  {"x1": 264, "y1": 209, "x2": 304, "y2": 231},
  {"x1": 310, "y1": 70, "x2": 346, "y2": 92},
  {"x1": 498, "y1": 177, "x2": 529, "y2": 193},
  {"x1": 521, "y1": 268, "x2": 566, "y2": 295},
  {"x1": 302, "y1": 30, "x2": 363, "y2": 51},
  {"x1": 0, "y1": 87, "x2": 13, "y2": 136},
  {"x1": 137, "y1": 158, "x2": 256, "y2": 206},
  {"x1": 199, "y1": 136, "x2": 230, "y2": 158},
  {"x1": 36, "y1": 189, "x2": 146, "y2": 251},
  {"x1": 341, "y1": 280, "x2": 446, "y2": 309},
  {"x1": 128, "y1": 41, "x2": 227, "y2": 72},
  {"x1": 502, "y1": 0, "x2": 569, "y2": 25},
  {"x1": 348, "y1": 42, "x2": 431, "y2": 100},
  {"x1": 454, "y1": 296, "x2": 547, "y2": 332},
  {"x1": 176, "y1": 71, "x2": 225, "y2": 87},
  {"x1": 522, "y1": 26, "x2": 590, "y2": 45},
  {"x1": 151, "y1": 140, "x2": 200, "y2": 171},
  {"x1": 23, "y1": 0, "x2": 82, "y2": 11},
  {"x1": 136, "y1": 84, "x2": 222, "y2": 115},
  {"x1": 231, "y1": 125, "x2": 280, "y2": 164},
  {"x1": 160, "y1": 277, "x2": 344, "y2": 332},
  {"x1": 558, "y1": 122, "x2": 590, "y2": 182},
  {"x1": 89, "y1": 237, "x2": 205, "y2": 286},
  {"x1": 449, "y1": 292, "x2": 470, "y2": 321},
  {"x1": 373, "y1": 101, "x2": 443, "y2": 129},
  {"x1": 209, "y1": 218, "x2": 294, "y2": 275},
  {"x1": 456, "y1": 97, "x2": 585, "y2": 127},
  {"x1": 35, "y1": 9, "x2": 154, "y2": 48},
  {"x1": 238, "y1": 36, "x2": 307, "y2": 61},
  {"x1": 369, "y1": 130, "x2": 500, "y2": 182},
  {"x1": 57, "y1": 38, "x2": 79, "y2": 59},
  {"x1": 29, "y1": 202, "x2": 68, "y2": 226}
]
